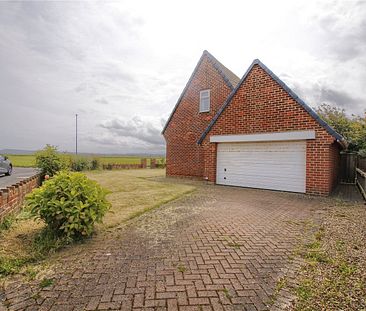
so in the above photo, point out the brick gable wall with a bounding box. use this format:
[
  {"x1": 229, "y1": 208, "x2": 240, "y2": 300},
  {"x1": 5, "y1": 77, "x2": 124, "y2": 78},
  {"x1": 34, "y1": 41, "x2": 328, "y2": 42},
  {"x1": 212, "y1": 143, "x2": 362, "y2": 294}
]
[
  {"x1": 201, "y1": 64, "x2": 339, "y2": 195},
  {"x1": 163, "y1": 56, "x2": 233, "y2": 177}
]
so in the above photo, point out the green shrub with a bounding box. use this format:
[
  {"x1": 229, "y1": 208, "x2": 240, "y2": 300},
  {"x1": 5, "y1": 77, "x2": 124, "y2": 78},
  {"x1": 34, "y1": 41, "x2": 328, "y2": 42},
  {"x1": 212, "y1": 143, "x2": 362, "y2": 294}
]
[
  {"x1": 90, "y1": 158, "x2": 100, "y2": 170},
  {"x1": 71, "y1": 156, "x2": 91, "y2": 171},
  {"x1": 0, "y1": 214, "x2": 15, "y2": 232},
  {"x1": 358, "y1": 149, "x2": 366, "y2": 157},
  {"x1": 27, "y1": 171, "x2": 111, "y2": 239},
  {"x1": 156, "y1": 158, "x2": 166, "y2": 168},
  {"x1": 35, "y1": 145, "x2": 69, "y2": 176}
]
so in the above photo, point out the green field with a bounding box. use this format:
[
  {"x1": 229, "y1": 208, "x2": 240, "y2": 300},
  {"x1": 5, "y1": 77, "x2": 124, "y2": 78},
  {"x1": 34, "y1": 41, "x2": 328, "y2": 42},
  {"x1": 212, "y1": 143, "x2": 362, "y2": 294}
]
[
  {"x1": 5, "y1": 154, "x2": 164, "y2": 168},
  {"x1": 4, "y1": 155, "x2": 35, "y2": 167}
]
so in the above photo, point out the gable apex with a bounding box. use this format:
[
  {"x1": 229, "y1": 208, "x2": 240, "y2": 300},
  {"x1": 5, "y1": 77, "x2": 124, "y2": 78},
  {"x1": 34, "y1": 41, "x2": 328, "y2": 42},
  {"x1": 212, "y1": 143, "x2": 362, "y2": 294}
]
[
  {"x1": 198, "y1": 59, "x2": 347, "y2": 147},
  {"x1": 162, "y1": 50, "x2": 240, "y2": 134}
]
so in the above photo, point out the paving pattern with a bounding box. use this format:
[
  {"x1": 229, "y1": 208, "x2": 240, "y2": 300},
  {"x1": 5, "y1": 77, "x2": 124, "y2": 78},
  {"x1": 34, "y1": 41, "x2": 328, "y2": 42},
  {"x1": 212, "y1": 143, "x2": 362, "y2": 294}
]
[{"x1": 1, "y1": 184, "x2": 323, "y2": 311}]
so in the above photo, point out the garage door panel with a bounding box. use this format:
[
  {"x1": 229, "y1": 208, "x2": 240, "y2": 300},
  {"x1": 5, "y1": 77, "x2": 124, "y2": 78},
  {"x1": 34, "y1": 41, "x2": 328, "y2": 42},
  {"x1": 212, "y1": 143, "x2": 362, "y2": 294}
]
[{"x1": 216, "y1": 141, "x2": 306, "y2": 193}]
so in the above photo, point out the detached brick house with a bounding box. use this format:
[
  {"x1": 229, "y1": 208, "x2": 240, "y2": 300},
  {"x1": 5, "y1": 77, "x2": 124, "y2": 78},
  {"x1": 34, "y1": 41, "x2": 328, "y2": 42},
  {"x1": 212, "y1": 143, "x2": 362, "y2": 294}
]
[{"x1": 162, "y1": 51, "x2": 346, "y2": 195}]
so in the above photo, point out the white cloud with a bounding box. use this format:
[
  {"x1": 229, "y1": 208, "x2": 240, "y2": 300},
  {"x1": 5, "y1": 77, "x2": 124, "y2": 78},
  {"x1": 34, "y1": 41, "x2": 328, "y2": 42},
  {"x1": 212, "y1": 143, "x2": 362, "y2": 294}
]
[{"x1": 0, "y1": 0, "x2": 364, "y2": 153}]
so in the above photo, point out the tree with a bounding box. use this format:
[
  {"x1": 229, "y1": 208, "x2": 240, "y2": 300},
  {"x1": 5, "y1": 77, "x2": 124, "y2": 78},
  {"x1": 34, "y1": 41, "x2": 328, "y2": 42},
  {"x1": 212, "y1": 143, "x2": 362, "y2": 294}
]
[
  {"x1": 316, "y1": 104, "x2": 366, "y2": 153},
  {"x1": 35, "y1": 145, "x2": 70, "y2": 176}
]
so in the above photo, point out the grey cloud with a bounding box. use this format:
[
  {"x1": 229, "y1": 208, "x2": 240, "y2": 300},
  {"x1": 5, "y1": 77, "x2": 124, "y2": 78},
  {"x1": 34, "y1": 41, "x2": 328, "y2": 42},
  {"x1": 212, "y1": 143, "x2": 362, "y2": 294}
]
[
  {"x1": 290, "y1": 80, "x2": 363, "y2": 112},
  {"x1": 319, "y1": 87, "x2": 362, "y2": 108},
  {"x1": 95, "y1": 98, "x2": 109, "y2": 105},
  {"x1": 315, "y1": 1, "x2": 366, "y2": 61},
  {"x1": 100, "y1": 116, "x2": 164, "y2": 146},
  {"x1": 91, "y1": 63, "x2": 135, "y2": 83},
  {"x1": 85, "y1": 135, "x2": 165, "y2": 154}
]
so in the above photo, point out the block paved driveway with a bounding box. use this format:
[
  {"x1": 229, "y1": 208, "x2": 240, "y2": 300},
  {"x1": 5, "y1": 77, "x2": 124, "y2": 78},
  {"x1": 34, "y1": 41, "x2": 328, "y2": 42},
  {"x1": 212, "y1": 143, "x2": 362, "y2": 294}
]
[{"x1": 2, "y1": 184, "x2": 324, "y2": 311}]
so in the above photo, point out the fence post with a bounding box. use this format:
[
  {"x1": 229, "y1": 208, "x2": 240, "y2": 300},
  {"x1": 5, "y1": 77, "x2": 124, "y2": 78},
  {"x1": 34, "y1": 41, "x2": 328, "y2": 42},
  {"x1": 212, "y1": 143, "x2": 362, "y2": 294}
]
[
  {"x1": 141, "y1": 158, "x2": 147, "y2": 168},
  {"x1": 150, "y1": 159, "x2": 156, "y2": 169}
]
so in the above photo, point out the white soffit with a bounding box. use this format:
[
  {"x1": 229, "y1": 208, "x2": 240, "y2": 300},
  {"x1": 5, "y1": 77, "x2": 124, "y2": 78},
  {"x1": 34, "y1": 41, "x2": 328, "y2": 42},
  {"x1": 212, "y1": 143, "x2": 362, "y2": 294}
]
[{"x1": 210, "y1": 130, "x2": 316, "y2": 143}]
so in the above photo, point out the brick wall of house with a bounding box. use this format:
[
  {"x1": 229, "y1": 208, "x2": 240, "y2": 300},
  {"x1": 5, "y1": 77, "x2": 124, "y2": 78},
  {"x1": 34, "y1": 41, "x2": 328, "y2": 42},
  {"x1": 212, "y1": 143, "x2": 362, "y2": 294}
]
[
  {"x1": 201, "y1": 64, "x2": 340, "y2": 195},
  {"x1": 330, "y1": 142, "x2": 342, "y2": 192},
  {"x1": 163, "y1": 55, "x2": 233, "y2": 178},
  {"x1": 0, "y1": 173, "x2": 41, "y2": 220}
]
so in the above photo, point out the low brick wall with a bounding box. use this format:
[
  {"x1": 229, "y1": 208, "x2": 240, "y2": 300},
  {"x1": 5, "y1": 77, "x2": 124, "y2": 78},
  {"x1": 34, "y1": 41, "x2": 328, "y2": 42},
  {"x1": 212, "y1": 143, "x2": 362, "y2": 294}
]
[
  {"x1": 102, "y1": 163, "x2": 144, "y2": 170},
  {"x1": 102, "y1": 158, "x2": 165, "y2": 170},
  {"x1": 0, "y1": 173, "x2": 42, "y2": 220},
  {"x1": 102, "y1": 158, "x2": 149, "y2": 170}
]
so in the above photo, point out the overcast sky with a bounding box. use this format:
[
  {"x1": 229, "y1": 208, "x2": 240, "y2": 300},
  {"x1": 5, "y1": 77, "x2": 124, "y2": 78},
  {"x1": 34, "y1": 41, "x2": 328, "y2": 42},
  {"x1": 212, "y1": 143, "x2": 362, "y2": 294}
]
[{"x1": 0, "y1": 0, "x2": 365, "y2": 154}]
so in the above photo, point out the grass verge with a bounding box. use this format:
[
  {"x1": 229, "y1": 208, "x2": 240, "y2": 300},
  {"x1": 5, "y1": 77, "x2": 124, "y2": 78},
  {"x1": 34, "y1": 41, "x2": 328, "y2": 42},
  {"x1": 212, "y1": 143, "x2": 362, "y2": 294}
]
[{"x1": 293, "y1": 201, "x2": 366, "y2": 310}]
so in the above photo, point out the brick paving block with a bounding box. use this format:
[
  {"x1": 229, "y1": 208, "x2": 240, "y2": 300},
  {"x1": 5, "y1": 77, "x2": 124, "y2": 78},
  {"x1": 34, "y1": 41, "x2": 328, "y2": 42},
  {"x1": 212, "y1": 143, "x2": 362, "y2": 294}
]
[
  {"x1": 96, "y1": 301, "x2": 121, "y2": 310},
  {"x1": 1, "y1": 186, "x2": 321, "y2": 311},
  {"x1": 167, "y1": 298, "x2": 178, "y2": 311},
  {"x1": 197, "y1": 291, "x2": 218, "y2": 298},
  {"x1": 85, "y1": 296, "x2": 101, "y2": 310},
  {"x1": 188, "y1": 297, "x2": 210, "y2": 305},
  {"x1": 144, "y1": 299, "x2": 166, "y2": 308}
]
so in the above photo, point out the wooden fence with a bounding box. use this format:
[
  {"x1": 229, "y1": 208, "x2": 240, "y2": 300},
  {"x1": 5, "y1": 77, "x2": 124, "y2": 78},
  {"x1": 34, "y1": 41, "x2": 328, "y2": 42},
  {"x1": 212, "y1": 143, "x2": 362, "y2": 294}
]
[
  {"x1": 340, "y1": 153, "x2": 366, "y2": 200},
  {"x1": 340, "y1": 153, "x2": 357, "y2": 184},
  {"x1": 356, "y1": 157, "x2": 366, "y2": 200}
]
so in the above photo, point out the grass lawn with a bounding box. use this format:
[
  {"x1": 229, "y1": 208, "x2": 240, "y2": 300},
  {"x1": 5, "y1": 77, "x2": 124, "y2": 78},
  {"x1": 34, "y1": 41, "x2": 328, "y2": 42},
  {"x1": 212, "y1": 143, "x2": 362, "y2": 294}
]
[
  {"x1": 86, "y1": 169, "x2": 194, "y2": 228},
  {"x1": 0, "y1": 169, "x2": 194, "y2": 277},
  {"x1": 5, "y1": 154, "x2": 164, "y2": 167}
]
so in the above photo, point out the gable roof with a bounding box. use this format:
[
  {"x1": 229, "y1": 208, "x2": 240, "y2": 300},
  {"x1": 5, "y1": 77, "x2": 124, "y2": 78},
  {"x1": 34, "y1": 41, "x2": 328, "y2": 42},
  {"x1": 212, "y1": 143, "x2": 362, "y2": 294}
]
[
  {"x1": 198, "y1": 59, "x2": 347, "y2": 147},
  {"x1": 161, "y1": 50, "x2": 240, "y2": 134}
]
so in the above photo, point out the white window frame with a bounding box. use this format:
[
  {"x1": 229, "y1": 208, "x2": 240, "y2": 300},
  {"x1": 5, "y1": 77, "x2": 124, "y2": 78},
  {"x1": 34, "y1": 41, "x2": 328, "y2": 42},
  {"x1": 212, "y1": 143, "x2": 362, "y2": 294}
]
[{"x1": 199, "y1": 89, "x2": 210, "y2": 113}]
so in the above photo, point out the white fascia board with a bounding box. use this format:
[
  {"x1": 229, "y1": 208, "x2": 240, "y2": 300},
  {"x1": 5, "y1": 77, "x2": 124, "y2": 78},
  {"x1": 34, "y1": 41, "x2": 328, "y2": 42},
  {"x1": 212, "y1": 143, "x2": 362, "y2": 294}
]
[{"x1": 210, "y1": 130, "x2": 316, "y2": 143}]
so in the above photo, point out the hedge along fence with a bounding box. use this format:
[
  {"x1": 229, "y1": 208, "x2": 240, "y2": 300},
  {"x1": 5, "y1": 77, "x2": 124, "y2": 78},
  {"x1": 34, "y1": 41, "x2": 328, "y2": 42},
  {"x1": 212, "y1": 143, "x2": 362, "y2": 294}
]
[
  {"x1": 102, "y1": 158, "x2": 164, "y2": 170},
  {"x1": 0, "y1": 173, "x2": 42, "y2": 220}
]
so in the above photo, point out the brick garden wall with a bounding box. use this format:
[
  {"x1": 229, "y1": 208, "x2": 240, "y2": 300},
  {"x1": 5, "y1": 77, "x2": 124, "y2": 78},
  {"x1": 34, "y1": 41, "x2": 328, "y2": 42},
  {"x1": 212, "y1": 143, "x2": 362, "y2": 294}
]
[
  {"x1": 202, "y1": 64, "x2": 341, "y2": 196},
  {"x1": 163, "y1": 54, "x2": 233, "y2": 178},
  {"x1": 102, "y1": 163, "x2": 144, "y2": 170},
  {"x1": 102, "y1": 158, "x2": 163, "y2": 170},
  {"x1": 0, "y1": 173, "x2": 42, "y2": 220}
]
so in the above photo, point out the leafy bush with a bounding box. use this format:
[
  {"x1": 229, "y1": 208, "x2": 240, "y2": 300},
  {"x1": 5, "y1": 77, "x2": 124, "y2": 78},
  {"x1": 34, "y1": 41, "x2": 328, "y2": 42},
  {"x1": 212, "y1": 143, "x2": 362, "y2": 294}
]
[
  {"x1": 90, "y1": 158, "x2": 101, "y2": 170},
  {"x1": 70, "y1": 156, "x2": 91, "y2": 171},
  {"x1": 69, "y1": 156, "x2": 100, "y2": 171},
  {"x1": 35, "y1": 145, "x2": 69, "y2": 176},
  {"x1": 156, "y1": 158, "x2": 166, "y2": 168},
  {"x1": 27, "y1": 171, "x2": 111, "y2": 238},
  {"x1": 316, "y1": 104, "x2": 366, "y2": 152},
  {"x1": 358, "y1": 149, "x2": 366, "y2": 157}
]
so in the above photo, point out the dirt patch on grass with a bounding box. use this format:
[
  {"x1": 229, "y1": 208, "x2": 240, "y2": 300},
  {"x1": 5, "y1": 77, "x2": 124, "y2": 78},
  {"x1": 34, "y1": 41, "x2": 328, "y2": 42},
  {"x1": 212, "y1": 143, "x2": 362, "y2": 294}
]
[{"x1": 293, "y1": 200, "x2": 366, "y2": 310}]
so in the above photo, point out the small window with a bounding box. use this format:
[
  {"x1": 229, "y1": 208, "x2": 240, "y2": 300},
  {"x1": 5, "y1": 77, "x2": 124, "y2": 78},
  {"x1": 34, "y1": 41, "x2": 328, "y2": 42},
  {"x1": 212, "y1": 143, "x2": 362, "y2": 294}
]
[{"x1": 199, "y1": 90, "x2": 210, "y2": 113}]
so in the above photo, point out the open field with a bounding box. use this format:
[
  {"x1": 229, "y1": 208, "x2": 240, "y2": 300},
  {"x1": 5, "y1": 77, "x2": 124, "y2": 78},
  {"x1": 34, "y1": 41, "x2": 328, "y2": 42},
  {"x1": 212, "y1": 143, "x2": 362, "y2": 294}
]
[
  {"x1": 0, "y1": 169, "x2": 194, "y2": 277},
  {"x1": 4, "y1": 154, "x2": 36, "y2": 167},
  {"x1": 5, "y1": 154, "x2": 164, "y2": 167}
]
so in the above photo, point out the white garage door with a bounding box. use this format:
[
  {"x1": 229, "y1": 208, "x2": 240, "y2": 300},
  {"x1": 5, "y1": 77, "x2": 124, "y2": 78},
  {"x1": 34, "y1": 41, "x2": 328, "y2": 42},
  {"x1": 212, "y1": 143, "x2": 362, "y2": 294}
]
[{"x1": 216, "y1": 141, "x2": 306, "y2": 193}]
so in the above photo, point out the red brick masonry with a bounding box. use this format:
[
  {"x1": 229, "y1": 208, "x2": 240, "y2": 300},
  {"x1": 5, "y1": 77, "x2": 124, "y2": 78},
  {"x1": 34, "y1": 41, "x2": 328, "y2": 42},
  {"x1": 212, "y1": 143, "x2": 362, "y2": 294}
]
[
  {"x1": 0, "y1": 173, "x2": 42, "y2": 220},
  {"x1": 164, "y1": 55, "x2": 234, "y2": 178},
  {"x1": 201, "y1": 64, "x2": 341, "y2": 195},
  {"x1": 102, "y1": 158, "x2": 161, "y2": 170},
  {"x1": 163, "y1": 51, "x2": 345, "y2": 196}
]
